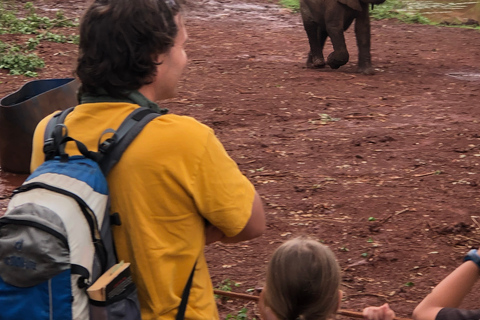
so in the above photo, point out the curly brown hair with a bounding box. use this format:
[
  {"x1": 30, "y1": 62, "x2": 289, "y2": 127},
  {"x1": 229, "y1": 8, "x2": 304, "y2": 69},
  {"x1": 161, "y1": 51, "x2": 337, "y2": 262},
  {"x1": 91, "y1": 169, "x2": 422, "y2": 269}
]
[{"x1": 76, "y1": 0, "x2": 181, "y2": 98}]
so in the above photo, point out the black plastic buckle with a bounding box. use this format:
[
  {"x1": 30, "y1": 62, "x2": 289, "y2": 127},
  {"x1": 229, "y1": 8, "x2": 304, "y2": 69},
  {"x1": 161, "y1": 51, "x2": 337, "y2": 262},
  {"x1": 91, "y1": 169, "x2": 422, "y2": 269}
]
[
  {"x1": 77, "y1": 276, "x2": 89, "y2": 289},
  {"x1": 43, "y1": 138, "x2": 56, "y2": 157},
  {"x1": 99, "y1": 138, "x2": 115, "y2": 154},
  {"x1": 110, "y1": 212, "x2": 122, "y2": 226}
]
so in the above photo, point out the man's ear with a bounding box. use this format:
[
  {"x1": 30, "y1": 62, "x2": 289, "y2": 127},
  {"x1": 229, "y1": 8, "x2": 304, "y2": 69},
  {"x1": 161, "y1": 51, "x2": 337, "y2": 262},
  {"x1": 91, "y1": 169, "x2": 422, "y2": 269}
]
[{"x1": 154, "y1": 53, "x2": 165, "y2": 66}]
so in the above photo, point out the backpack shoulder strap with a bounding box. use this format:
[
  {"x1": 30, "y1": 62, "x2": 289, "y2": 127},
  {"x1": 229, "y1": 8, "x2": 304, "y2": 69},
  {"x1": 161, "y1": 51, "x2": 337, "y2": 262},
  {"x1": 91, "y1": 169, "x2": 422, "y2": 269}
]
[
  {"x1": 42, "y1": 107, "x2": 160, "y2": 171},
  {"x1": 176, "y1": 262, "x2": 197, "y2": 320},
  {"x1": 44, "y1": 107, "x2": 75, "y2": 141},
  {"x1": 43, "y1": 107, "x2": 75, "y2": 161},
  {"x1": 99, "y1": 107, "x2": 160, "y2": 175}
]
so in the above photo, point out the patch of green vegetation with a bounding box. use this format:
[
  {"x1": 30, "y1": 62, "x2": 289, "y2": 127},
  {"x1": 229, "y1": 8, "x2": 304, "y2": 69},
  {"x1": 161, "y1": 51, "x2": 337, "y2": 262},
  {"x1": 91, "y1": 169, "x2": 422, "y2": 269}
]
[
  {"x1": 214, "y1": 278, "x2": 241, "y2": 301},
  {"x1": 0, "y1": 40, "x2": 44, "y2": 76},
  {"x1": 370, "y1": 0, "x2": 433, "y2": 24},
  {"x1": 226, "y1": 307, "x2": 254, "y2": 320},
  {"x1": 0, "y1": 2, "x2": 78, "y2": 76},
  {"x1": 279, "y1": 0, "x2": 300, "y2": 12},
  {"x1": 0, "y1": 2, "x2": 76, "y2": 35},
  {"x1": 38, "y1": 31, "x2": 79, "y2": 44},
  {"x1": 217, "y1": 278, "x2": 240, "y2": 292}
]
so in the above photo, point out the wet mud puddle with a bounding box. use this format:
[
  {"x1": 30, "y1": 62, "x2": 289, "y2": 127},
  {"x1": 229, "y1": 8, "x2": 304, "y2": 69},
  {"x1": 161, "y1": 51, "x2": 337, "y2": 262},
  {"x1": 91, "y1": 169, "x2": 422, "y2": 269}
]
[
  {"x1": 447, "y1": 72, "x2": 480, "y2": 81},
  {"x1": 400, "y1": 0, "x2": 480, "y2": 23},
  {"x1": 185, "y1": 0, "x2": 300, "y2": 28}
]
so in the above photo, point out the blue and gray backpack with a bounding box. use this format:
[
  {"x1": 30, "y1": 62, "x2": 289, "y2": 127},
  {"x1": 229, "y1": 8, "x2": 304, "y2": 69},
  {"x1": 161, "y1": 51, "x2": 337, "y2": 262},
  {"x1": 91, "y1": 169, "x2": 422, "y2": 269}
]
[{"x1": 0, "y1": 107, "x2": 161, "y2": 320}]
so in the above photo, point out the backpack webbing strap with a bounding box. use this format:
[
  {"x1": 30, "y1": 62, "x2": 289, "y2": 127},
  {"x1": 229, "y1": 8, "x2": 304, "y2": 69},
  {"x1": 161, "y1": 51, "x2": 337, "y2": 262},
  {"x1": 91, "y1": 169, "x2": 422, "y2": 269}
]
[
  {"x1": 43, "y1": 107, "x2": 75, "y2": 160},
  {"x1": 176, "y1": 261, "x2": 197, "y2": 320},
  {"x1": 43, "y1": 107, "x2": 161, "y2": 174},
  {"x1": 99, "y1": 108, "x2": 160, "y2": 175},
  {"x1": 44, "y1": 107, "x2": 100, "y2": 162},
  {"x1": 44, "y1": 107, "x2": 74, "y2": 141},
  {"x1": 71, "y1": 264, "x2": 90, "y2": 288}
]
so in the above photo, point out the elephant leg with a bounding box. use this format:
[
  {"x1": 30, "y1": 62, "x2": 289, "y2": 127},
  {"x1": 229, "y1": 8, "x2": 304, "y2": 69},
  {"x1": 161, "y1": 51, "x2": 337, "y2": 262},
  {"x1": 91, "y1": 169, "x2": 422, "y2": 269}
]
[
  {"x1": 303, "y1": 19, "x2": 327, "y2": 68},
  {"x1": 325, "y1": 8, "x2": 352, "y2": 69},
  {"x1": 355, "y1": 4, "x2": 375, "y2": 75}
]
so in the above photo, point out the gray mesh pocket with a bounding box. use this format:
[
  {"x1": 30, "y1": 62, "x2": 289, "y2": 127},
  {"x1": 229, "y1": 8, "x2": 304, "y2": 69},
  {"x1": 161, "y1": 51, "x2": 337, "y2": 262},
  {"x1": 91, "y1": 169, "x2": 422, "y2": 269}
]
[{"x1": 89, "y1": 285, "x2": 141, "y2": 320}]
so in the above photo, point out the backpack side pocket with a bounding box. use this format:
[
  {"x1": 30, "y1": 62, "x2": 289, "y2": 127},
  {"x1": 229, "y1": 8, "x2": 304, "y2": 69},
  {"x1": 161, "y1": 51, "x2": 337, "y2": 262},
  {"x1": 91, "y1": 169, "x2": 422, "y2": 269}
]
[
  {"x1": 0, "y1": 203, "x2": 73, "y2": 320},
  {"x1": 89, "y1": 285, "x2": 141, "y2": 320}
]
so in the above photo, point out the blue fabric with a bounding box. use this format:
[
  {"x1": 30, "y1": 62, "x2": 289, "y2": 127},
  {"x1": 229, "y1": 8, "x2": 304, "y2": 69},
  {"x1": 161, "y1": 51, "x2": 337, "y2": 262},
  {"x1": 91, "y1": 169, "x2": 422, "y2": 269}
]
[
  {"x1": 0, "y1": 269, "x2": 72, "y2": 320},
  {"x1": 27, "y1": 156, "x2": 109, "y2": 195}
]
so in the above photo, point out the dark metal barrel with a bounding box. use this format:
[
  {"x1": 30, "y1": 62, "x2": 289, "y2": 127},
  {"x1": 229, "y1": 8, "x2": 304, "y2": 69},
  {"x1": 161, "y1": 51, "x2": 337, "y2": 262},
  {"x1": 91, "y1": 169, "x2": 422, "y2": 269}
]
[{"x1": 0, "y1": 78, "x2": 80, "y2": 173}]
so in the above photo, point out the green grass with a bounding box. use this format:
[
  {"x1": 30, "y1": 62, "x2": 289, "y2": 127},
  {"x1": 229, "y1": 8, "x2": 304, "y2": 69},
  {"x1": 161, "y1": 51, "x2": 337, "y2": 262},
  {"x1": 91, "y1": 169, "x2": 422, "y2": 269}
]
[
  {"x1": 226, "y1": 307, "x2": 253, "y2": 320},
  {"x1": 0, "y1": 2, "x2": 78, "y2": 76},
  {"x1": 369, "y1": 0, "x2": 434, "y2": 24},
  {"x1": 0, "y1": 44, "x2": 45, "y2": 76},
  {"x1": 279, "y1": 0, "x2": 300, "y2": 12}
]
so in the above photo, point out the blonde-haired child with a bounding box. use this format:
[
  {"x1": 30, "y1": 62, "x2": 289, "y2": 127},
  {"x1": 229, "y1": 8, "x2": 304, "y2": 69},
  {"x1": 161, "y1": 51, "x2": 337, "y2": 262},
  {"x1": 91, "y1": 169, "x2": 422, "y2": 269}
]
[{"x1": 259, "y1": 237, "x2": 396, "y2": 320}]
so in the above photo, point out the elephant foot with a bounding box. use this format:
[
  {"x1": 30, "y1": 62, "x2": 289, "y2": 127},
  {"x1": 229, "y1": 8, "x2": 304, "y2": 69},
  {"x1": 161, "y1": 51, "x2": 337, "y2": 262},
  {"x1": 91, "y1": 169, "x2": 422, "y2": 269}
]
[
  {"x1": 306, "y1": 53, "x2": 326, "y2": 69},
  {"x1": 326, "y1": 52, "x2": 348, "y2": 70},
  {"x1": 357, "y1": 65, "x2": 375, "y2": 75}
]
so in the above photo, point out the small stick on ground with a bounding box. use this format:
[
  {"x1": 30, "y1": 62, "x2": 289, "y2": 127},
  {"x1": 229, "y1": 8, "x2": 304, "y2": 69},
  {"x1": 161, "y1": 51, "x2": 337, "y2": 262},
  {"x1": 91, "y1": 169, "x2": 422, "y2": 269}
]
[
  {"x1": 471, "y1": 216, "x2": 480, "y2": 229},
  {"x1": 456, "y1": 234, "x2": 480, "y2": 244},
  {"x1": 414, "y1": 171, "x2": 439, "y2": 177},
  {"x1": 347, "y1": 293, "x2": 389, "y2": 299},
  {"x1": 380, "y1": 208, "x2": 410, "y2": 225},
  {"x1": 344, "y1": 115, "x2": 376, "y2": 119},
  {"x1": 395, "y1": 208, "x2": 410, "y2": 215}
]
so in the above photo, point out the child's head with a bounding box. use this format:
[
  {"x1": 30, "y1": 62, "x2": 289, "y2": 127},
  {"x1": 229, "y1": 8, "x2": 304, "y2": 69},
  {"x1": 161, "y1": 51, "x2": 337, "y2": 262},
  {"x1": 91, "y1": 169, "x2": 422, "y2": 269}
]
[{"x1": 262, "y1": 237, "x2": 341, "y2": 320}]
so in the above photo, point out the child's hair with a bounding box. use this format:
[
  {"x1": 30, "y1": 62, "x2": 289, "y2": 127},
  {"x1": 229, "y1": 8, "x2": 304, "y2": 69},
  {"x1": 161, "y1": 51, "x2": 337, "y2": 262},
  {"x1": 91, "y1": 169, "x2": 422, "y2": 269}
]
[{"x1": 263, "y1": 237, "x2": 341, "y2": 320}]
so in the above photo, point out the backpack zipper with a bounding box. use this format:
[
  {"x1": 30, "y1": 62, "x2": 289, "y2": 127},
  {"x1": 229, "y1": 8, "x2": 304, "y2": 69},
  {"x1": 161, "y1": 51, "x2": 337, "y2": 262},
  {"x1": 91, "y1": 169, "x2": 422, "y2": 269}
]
[
  {"x1": 13, "y1": 182, "x2": 108, "y2": 272},
  {"x1": 0, "y1": 217, "x2": 69, "y2": 249}
]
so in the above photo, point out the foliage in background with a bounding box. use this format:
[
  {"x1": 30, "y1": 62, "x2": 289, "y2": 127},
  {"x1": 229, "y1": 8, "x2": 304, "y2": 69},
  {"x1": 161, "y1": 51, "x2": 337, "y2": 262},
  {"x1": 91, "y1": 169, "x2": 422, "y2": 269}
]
[
  {"x1": 280, "y1": 0, "x2": 300, "y2": 12},
  {"x1": 226, "y1": 307, "x2": 253, "y2": 320},
  {"x1": 369, "y1": 0, "x2": 433, "y2": 24},
  {"x1": 217, "y1": 278, "x2": 240, "y2": 292},
  {"x1": 0, "y1": 43, "x2": 44, "y2": 77},
  {"x1": 0, "y1": 2, "x2": 78, "y2": 77}
]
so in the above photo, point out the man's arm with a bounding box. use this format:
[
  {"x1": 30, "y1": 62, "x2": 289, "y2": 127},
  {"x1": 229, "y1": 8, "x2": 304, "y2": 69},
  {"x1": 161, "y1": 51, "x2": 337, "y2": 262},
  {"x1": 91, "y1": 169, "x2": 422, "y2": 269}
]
[
  {"x1": 205, "y1": 191, "x2": 265, "y2": 244},
  {"x1": 221, "y1": 191, "x2": 265, "y2": 243}
]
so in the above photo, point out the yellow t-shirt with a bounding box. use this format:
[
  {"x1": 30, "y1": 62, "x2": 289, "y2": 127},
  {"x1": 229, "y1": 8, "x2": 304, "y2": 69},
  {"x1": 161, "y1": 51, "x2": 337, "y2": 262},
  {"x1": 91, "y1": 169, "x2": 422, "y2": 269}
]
[{"x1": 31, "y1": 102, "x2": 255, "y2": 320}]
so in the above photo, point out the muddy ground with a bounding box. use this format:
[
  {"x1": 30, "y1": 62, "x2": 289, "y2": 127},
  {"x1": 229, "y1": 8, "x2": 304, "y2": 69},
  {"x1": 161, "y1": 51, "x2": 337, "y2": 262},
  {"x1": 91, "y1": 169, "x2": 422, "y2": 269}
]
[{"x1": 1, "y1": 0, "x2": 480, "y2": 319}]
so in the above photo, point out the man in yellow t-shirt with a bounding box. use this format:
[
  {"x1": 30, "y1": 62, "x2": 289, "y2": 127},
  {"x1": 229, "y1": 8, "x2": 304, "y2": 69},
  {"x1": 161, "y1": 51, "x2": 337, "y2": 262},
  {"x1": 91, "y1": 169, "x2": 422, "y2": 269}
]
[{"x1": 31, "y1": 1, "x2": 265, "y2": 319}]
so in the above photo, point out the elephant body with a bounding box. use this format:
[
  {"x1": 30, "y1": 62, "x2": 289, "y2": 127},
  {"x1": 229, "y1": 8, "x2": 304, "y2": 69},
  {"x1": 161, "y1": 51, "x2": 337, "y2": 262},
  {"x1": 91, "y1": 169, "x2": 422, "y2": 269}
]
[{"x1": 300, "y1": 0, "x2": 386, "y2": 75}]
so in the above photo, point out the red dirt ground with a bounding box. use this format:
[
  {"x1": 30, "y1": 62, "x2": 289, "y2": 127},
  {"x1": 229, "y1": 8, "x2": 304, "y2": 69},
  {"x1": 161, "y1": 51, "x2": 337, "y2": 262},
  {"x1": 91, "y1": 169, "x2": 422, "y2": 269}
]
[{"x1": 1, "y1": 0, "x2": 480, "y2": 319}]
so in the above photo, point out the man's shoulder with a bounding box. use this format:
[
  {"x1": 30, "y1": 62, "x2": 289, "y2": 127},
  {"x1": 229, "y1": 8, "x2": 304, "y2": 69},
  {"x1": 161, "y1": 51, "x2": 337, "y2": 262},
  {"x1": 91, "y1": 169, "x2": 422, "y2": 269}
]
[
  {"x1": 162, "y1": 113, "x2": 208, "y2": 127},
  {"x1": 154, "y1": 113, "x2": 214, "y2": 137}
]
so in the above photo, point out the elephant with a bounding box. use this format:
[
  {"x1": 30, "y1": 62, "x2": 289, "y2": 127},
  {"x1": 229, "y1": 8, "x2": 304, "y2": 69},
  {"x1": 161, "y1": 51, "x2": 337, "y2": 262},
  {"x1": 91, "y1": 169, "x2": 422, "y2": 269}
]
[{"x1": 299, "y1": 0, "x2": 386, "y2": 75}]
